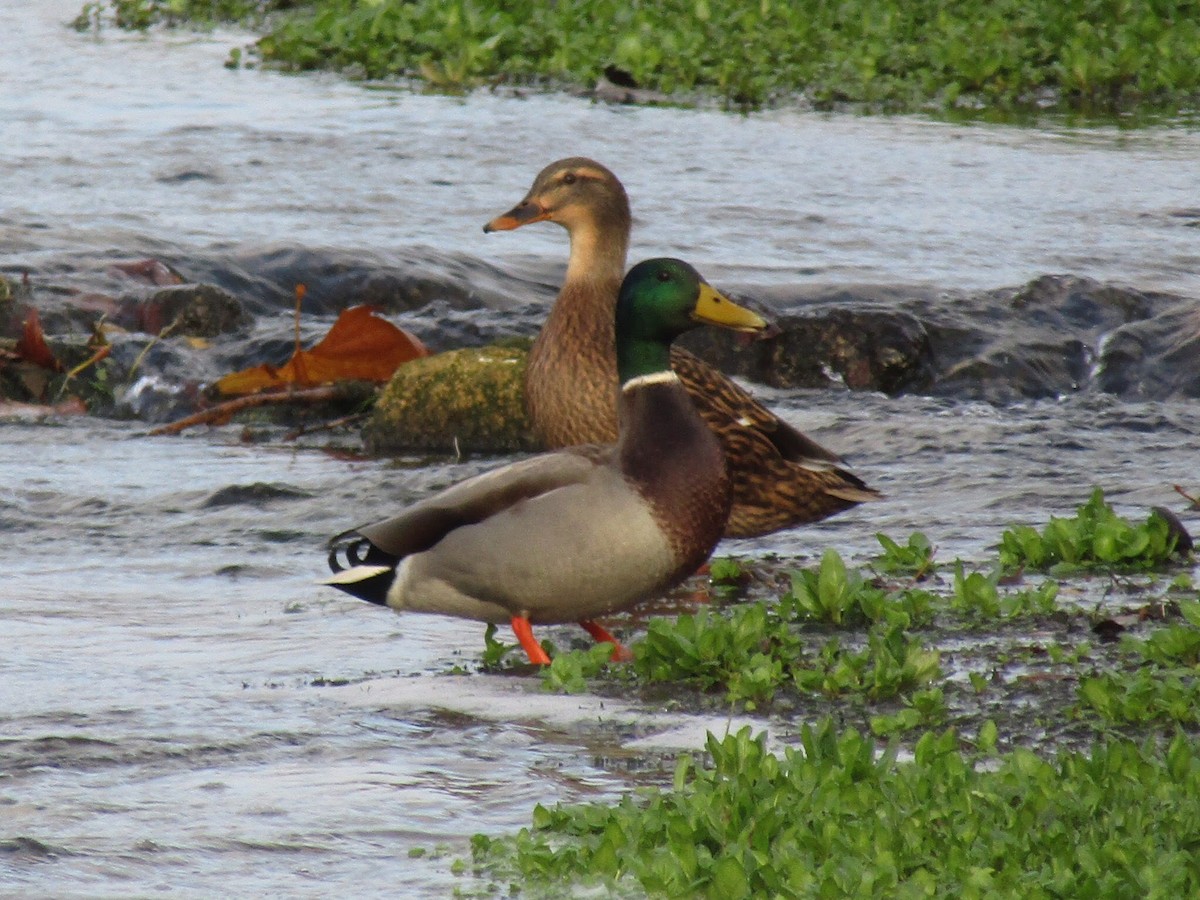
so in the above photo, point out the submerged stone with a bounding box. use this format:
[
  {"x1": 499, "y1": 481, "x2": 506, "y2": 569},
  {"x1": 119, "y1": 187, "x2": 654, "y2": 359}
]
[
  {"x1": 364, "y1": 344, "x2": 537, "y2": 455},
  {"x1": 1095, "y1": 300, "x2": 1200, "y2": 400},
  {"x1": 683, "y1": 305, "x2": 933, "y2": 394},
  {"x1": 681, "y1": 274, "x2": 1186, "y2": 402},
  {"x1": 116, "y1": 283, "x2": 248, "y2": 337}
]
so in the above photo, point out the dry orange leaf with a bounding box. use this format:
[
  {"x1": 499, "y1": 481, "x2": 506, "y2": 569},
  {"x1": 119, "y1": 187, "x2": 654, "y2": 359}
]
[
  {"x1": 15, "y1": 309, "x2": 63, "y2": 372},
  {"x1": 215, "y1": 304, "x2": 428, "y2": 396}
]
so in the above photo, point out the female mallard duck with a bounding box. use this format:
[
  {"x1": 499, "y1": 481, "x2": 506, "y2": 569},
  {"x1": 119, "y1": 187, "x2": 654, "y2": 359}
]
[
  {"x1": 484, "y1": 157, "x2": 881, "y2": 538},
  {"x1": 325, "y1": 258, "x2": 766, "y2": 665}
]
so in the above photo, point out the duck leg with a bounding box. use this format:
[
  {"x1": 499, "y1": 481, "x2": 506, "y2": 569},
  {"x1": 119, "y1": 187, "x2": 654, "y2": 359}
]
[
  {"x1": 510, "y1": 615, "x2": 552, "y2": 666},
  {"x1": 579, "y1": 620, "x2": 632, "y2": 662}
]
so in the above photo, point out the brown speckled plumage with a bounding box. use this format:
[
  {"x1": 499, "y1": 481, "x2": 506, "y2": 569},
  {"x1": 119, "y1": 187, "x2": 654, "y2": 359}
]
[{"x1": 485, "y1": 157, "x2": 881, "y2": 538}]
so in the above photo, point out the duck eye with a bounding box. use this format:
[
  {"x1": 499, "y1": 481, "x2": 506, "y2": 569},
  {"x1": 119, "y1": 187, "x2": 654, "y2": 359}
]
[
  {"x1": 656, "y1": 270, "x2": 672, "y2": 283},
  {"x1": 562, "y1": 172, "x2": 577, "y2": 185}
]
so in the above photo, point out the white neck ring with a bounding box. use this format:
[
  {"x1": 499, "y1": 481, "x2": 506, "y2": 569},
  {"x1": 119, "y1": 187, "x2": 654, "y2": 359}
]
[{"x1": 622, "y1": 371, "x2": 680, "y2": 392}]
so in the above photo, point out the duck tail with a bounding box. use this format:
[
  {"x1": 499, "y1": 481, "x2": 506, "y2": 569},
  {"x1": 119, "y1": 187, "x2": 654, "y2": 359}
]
[
  {"x1": 325, "y1": 529, "x2": 399, "y2": 606},
  {"x1": 320, "y1": 564, "x2": 395, "y2": 607}
]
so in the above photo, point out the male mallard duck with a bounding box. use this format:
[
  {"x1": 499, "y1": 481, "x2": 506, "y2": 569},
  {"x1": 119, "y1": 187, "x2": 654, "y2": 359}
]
[
  {"x1": 325, "y1": 258, "x2": 766, "y2": 665},
  {"x1": 484, "y1": 157, "x2": 881, "y2": 537}
]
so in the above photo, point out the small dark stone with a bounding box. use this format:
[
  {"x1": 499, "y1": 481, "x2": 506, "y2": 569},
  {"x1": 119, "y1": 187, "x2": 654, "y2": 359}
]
[
  {"x1": 1091, "y1": 618, "x2": 1127, "y2": 643},
  {"x1": 1151, "y1": 506, "x2": 1194, "y2": 556},
  {"x1": 202, "y1": 482, "x2": 314, "y2": 508},
  {"x1": 117, "y1": 283, "x2": 247, "y2": 337}
]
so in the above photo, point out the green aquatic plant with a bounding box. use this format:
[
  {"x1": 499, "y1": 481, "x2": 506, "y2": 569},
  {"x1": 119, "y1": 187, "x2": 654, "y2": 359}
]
[
  {"x1": 632, "y1": 603, "x2": 803, "y2": 707},
  {"x1": 479, "y1": 622, "x2": 521, "y2": 669},
  {"x1": 75, "y1": 0, "x2": 269, "y2": 30},
  {"x1": 1000, "y1": 487, "x2": 1186, "y2": 574},
  {"x1": 707, "y1": 556, "x2": 743, "y2": 585},
  {"x1": 793, "y1": 624, "x2": 941, "y2": 701},
  {"x1": 872, "y1": 530, "x2": 937, "y2": 579},
  {"x1": 625, "y1": 579, "x2": 938, "y2": 706},
  {"x1": 1132, "y1": 601, "x2": 1200, "y2": 668},
  {"x1": 80, "y1": 0, "x2": 1200, "y2": 115},
  {"x1": 783, "y1": 548, "x2": 934, "y2": 629},
  {"x1": 707, "y1": 555, "x2": 748, "y2": 602},
  {"x1": 1079, "y1": 669, "x2": 1200, "y2": 727},
  {"x1": 539, "y1": 642, "x2": 616, "y2": 694},
  {"x1": 472, "y1": 722, "x2": 1200, "y2": 897},
  {"x1": 869, "y1": 686, "x2": 948, "y2": 737},
  {"x1": 1079, "y1": 601, "x2": 1200, "y2": 727},
  {"x1": 781, "y1": 547, "x2": 887, "y2": 626},
  {"x1": 951, "y1": 562, "x2": 1060, "y2": 619}
]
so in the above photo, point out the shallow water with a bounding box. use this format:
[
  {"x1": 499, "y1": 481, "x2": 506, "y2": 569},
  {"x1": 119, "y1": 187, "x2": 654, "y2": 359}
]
[
  {"x1": 4, "y1": 2, "x2": 1200, "y2": 896},
  {"x1": 4, "y1": 393, "x2": 1197, "y2": 894},
  {"x1": 1, "y1": 421, "x2": 646, "y2": 896},
  {"x1": 4, "y1": 2, "x2": 1200, "y2": 295}
]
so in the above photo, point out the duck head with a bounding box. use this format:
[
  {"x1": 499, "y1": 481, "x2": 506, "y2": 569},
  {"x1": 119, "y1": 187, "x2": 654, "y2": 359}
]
[
  {"x1": 615, "y1": 258, "x2": 766, "y2": 384},
  {"x1": 484, "y1": 158, "x2": 631, "y2": 284},
  {"x1": 483, "y1": 157, "x2": 630, "y2": 235}
]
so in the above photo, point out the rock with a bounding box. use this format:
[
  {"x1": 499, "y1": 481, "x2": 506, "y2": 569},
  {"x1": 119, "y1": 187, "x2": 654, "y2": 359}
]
[
  {"x1": 680, "y1": 306, "x2": 933, "y2": 394},
  {"x1": 116, "y1": 283, "x2": 248, "y2": 337},
  {"x1": 364, "y1": 344, "x2": 537, "y2": 455},
  {"x1": 10, "y1": 243, "x2": 1199, "y2": 421},
  {"x1": 177, "y1": 245, "x2": 555, "y2": 317},
  {"x1": 916, "y1": 276, "x2": 1163, "y2": 402},
  {"x1": 0, "y1": 356, "x2": 54, "y2": 404},
  {"x1": 680, "y1": 275, "x2": 1181, "y2": 402},
  {"x1": 1095, "y1": 301, "x2": 1200, "y2": 399}
]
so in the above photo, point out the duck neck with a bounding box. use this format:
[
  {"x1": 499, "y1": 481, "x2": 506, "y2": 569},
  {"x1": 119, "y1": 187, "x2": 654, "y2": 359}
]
[
  {"x1": 563, "y1": 215, "x2": 628, "y2": 296},
  {"x1": 616, "y1": 338, "x2": 672, "y2": 388}
]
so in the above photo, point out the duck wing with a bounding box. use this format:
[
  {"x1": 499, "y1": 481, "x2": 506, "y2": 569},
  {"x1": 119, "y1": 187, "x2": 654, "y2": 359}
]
[
  {"x1": 328, "y1": 446, "x2": 612, "y2": 572},
  {"x1": 668, "y1": 346, "x2": 881, "y2": 536}
]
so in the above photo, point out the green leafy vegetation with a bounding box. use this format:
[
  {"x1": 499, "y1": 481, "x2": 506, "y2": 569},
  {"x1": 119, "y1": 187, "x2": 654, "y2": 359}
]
[
  {"x1": 460, "y1": 492, "x2": 1198, "y2": 894},
  {"x1": 621, "y1": 602, "x2": 940, "y2": 709},
  {"x1": 540, "y1": 642, "x2": 614, "y2": 694},
  {"x1": 522, "y1": 492, "x2": 1192, "y2": 720},
  {"x1": 783, "y1": 546, "x2": 888, "y2": 626},
  {"x1": 706, "y1": 555, "x2": 748, "y2": 602},
  {"x1": 631, "y1": 603, "x2": 802, "y2": 707},
  {"x1": 466, "y1": 492, "x2": 1194, "y2": 894},
  {"x1": 872, "y1": 530, "x2": 936, "y2": 578},
  {"x1": 951, "y1": 562, "x2": 1060, "y2": 618},
  {"x1": 1000, "y1": 487, "x2": 1185, "y2": 574},
  {"x1": 472, "y1": 722, "x2": 1200, "y2": 897},
  {"x1": 869, "y1": 686, "x2": 948, "y2": 737},
  {"x1": 1079, "y1": 668, "x2": 1200, "y2": 727},
  {"x1": 479, "y1": 622, "x2": 518, "y2": 669},
  {"x1": 1078, "y1": 598, "x2": 1200, "y2": 727},
  {"x1": 78, "y1": 0, "x2": 1200, "y2": 115}
]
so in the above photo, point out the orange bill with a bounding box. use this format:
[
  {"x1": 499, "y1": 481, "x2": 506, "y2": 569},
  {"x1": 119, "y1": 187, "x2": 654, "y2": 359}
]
[{"x1": 483, "y1": 200, "x2": 550, "y2": 233}]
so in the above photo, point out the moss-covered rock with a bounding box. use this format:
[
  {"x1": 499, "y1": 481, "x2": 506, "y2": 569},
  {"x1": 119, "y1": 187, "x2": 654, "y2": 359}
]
[{"x1": 364, "y1": 344, "x2": 538, "y2": 454}]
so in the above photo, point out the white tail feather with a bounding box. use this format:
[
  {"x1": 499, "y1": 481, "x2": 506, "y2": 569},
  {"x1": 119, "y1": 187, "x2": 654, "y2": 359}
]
[{"x1": 319, "y1": 565, "x2": 392, "y2": 586}]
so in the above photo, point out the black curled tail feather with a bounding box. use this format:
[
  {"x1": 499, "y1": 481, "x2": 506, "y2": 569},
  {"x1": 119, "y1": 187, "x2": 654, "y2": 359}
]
[
  {"x1": 327, "y1": 529, "x2": 399, "y2": 573},
  {"x1": 324, "y1": 529, "x2": 399, "y2": 607}
]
